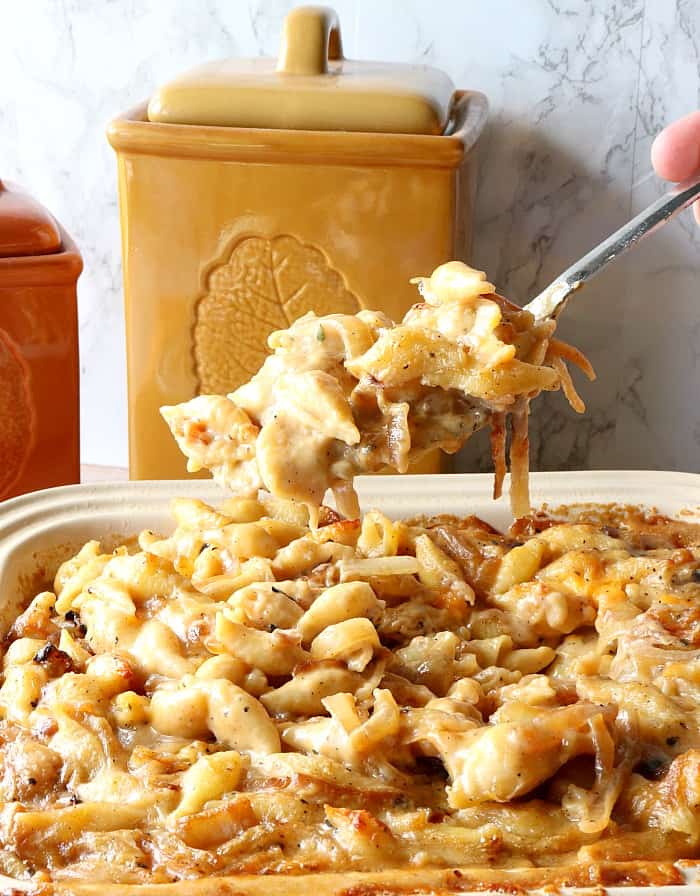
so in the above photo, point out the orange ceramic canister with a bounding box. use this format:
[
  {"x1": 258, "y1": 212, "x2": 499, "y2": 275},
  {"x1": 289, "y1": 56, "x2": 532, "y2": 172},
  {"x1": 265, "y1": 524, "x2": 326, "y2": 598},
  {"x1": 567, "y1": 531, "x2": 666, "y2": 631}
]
[
  {"x1": 108, "y1": 5, "x2": 488, "y2": 481},
  {"x1": 0, "y1": 180, "x2": 82, "y2": 500}
]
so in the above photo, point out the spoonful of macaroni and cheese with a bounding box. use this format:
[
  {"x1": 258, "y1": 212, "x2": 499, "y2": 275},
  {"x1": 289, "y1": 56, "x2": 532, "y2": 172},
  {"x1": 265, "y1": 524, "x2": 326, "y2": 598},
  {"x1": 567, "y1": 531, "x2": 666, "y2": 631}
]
[{"x1": 162, "y1": 262, "x2": 593, "y2": 521}]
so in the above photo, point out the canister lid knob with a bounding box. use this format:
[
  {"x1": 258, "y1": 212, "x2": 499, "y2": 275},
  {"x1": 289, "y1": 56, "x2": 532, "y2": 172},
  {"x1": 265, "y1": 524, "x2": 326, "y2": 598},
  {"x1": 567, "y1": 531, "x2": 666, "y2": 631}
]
[
  {"x1": 277, "y1": 6, "x2": 343, "y2": 76},
  {"x1": 0, "y1": 180, "x2": 62, "y2": 258}
]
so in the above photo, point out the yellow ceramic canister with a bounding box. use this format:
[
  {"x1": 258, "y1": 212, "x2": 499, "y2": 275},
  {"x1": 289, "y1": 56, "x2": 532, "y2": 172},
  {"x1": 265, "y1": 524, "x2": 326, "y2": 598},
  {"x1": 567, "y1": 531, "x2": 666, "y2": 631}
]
[{"x1": 107, "y1": 5, "x2": 488, "y2": 481}]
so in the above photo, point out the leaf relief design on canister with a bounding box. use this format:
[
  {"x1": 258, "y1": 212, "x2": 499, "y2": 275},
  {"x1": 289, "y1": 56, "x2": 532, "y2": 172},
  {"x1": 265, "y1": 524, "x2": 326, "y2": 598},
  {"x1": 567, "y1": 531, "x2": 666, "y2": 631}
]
[
  {"x1": 193, "y1": 235, "x2": 362, "y2": 395},
  {"x1": 0, "y1": 327, "x2": 36, "y2": 499}
]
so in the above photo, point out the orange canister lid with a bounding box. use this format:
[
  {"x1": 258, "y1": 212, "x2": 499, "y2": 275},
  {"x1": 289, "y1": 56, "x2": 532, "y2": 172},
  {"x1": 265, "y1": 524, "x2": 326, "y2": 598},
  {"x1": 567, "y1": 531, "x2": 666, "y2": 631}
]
[
  {"x1": 0, "y1": 180, "x2": 62, "y2": 258},
  {"x1": 147, "y1": 6, "x2": 456, "y2": 135}
]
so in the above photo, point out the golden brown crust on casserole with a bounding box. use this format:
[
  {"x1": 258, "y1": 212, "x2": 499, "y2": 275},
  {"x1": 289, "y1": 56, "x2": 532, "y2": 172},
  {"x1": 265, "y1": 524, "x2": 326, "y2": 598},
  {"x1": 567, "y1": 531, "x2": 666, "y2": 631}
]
[{"x1": 1, "y1": 501, "x2": 700, "y2": 891}]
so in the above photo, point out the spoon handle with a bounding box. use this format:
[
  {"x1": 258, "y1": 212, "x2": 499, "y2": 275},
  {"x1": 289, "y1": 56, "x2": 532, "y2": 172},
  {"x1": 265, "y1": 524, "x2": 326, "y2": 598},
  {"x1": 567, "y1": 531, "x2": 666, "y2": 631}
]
[{"x1": 525, "y1": 173, "x2": 700, "y2": 320}]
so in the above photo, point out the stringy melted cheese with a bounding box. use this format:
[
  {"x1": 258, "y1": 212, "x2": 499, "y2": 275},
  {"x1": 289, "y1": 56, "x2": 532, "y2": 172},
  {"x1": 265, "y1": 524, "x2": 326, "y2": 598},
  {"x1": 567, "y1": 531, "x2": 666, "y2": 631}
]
[
  {"x1": 1, "y1": 501, "x2": 700, "y2": 889},
  {"x1": 162, "y1": 262, "x2": 594, "y2": 520}
]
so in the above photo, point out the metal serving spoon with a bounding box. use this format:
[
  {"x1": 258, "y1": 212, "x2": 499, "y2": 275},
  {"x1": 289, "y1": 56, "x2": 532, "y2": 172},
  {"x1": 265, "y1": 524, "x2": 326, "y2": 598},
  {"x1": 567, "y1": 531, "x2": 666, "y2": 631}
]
[{"x1": 524, "y1": 173, "x2": 700, "y2": 321}]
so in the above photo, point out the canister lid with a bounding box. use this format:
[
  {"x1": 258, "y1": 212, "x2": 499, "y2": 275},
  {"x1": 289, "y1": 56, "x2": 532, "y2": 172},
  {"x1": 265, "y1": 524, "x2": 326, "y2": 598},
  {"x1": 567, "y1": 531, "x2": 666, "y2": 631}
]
[
  {"x1": 147, "y1": 6, "x2": 455, "y2": 135},
  {"x1": 0, "y1": 180, "x2": 62, "y2": 258}
]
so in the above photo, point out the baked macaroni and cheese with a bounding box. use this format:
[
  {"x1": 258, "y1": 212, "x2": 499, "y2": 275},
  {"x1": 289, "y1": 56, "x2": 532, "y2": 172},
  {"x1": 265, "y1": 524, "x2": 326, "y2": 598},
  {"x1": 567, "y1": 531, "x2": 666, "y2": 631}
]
[
  {"x1": 1, "y1": 497, "x2": 700, "y2": 892},
  {"x1": 162, "y1": 261, "x2": 594, "y2": 520}
]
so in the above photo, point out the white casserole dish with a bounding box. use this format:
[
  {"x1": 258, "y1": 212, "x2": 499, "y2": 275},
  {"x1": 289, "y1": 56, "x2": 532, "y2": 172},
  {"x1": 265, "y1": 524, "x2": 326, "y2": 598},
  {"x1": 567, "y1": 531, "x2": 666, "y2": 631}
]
[
  {"x1": 2, "y1": 470, "x2": 700, "y2": 613},
  {"x1": 0, "y1": 469, "x2": 699, "y2": 895}
]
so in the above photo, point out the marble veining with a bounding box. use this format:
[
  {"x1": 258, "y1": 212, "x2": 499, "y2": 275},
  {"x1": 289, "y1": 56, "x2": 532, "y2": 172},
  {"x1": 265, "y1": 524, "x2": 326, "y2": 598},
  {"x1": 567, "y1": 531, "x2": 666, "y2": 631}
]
[{"x1": 0, "y1": 0, "x2": 698, "y2": 473}]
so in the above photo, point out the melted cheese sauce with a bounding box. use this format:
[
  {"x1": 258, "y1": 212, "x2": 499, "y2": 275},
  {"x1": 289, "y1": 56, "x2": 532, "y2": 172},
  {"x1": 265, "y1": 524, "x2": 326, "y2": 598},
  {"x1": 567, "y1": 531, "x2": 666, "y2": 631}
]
[
  {"x1": 1, "y1": 501, "x2": 700, "y2": 888},
  {"x1": 162, "y1": 262, "x2": 592, "y2": 519}
]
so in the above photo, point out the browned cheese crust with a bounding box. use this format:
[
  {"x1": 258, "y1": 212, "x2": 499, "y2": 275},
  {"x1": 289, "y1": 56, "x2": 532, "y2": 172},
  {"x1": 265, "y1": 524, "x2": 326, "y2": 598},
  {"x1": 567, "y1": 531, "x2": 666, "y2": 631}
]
[{"x1": 1, "y1": 501, "x2": 699, "y2": 891}]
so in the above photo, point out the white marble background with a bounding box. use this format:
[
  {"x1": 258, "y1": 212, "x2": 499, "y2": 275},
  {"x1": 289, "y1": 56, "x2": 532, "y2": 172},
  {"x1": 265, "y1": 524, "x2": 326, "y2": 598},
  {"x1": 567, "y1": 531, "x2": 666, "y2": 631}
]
[{"x1": 1, "y1": 0, "x2": 698, "y2": 472}]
